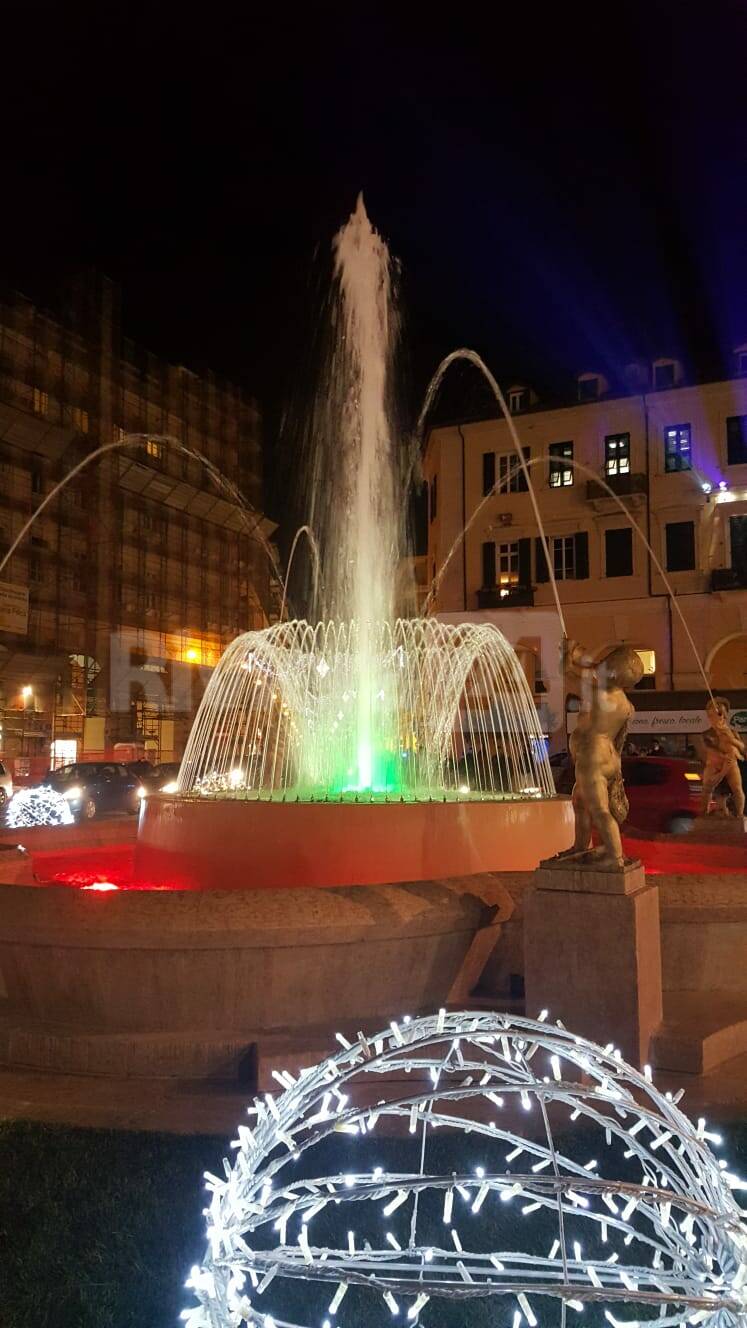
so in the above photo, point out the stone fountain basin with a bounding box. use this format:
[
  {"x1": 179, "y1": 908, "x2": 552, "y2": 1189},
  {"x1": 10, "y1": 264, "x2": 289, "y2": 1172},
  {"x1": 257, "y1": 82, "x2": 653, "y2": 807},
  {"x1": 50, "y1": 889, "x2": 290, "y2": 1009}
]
[
  {"x1": 134, "y1": 793, "x2": 574, "y2": 889},
  {"x1": 0, "y1": 874, "x2": 512, "y2": 1079}
]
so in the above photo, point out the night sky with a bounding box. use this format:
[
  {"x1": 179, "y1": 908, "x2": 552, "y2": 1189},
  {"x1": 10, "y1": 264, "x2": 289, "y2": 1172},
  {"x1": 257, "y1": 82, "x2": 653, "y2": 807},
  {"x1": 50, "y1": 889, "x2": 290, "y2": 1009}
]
[{"x1": 2, "y1": 2, "x2": 746, "y2": 514}]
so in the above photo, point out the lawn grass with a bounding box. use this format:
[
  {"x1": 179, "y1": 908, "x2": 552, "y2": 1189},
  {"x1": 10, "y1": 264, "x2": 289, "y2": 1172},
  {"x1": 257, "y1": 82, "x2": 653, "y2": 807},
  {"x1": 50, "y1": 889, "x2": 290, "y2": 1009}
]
[{"x1": 1, "y1": 1118, "x2": 746, "y2": 1327}]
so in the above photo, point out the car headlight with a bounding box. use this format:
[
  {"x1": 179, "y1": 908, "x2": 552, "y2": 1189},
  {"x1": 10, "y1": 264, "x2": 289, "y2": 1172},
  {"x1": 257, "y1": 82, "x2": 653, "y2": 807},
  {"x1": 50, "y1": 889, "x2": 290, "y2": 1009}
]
[
  {"x1": 136, "y1": 785, "x2": 147, "y2": 799},
  {"x1": 160, "y1": 780, "x2": 178, "y2": 794},
  {"x1": 62, "y1": 785, "x2": 83, "y2": 801}
]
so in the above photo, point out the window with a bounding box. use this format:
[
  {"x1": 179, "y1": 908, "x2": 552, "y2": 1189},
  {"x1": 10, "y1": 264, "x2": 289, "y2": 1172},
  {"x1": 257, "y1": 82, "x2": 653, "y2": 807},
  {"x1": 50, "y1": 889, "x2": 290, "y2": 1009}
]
[
  {"x1": 578, "y1": 377, "x2": 600, "y2": 402},
  {"x1": 536, "y1": 531, "x2": 589, "y2": 582},
  {"x1": 664, "y1": 423, "x2": 692, "y2": 472},
  {"x1": 71, "y1": 406, "x2": 89, "y2": 434},
  {"x1": 665, "y1": 521, "x2": 695, "y2": 572},
  {"x1": 605, "y1": 527, "x2": 633, "y2": 577},
  {"x1": 482, "y1": 451, "x2": 496, "y2": 496},
  {"x1": 33, "y1": 387, "x2": 48, "y2": 416},
  {"x1": 549, "y1": 441, "x2": 573, "y2": 487},
  {"x1": 146, "y1": 438, "x2": 163, "y2": 460},
  {"x1": 31, "y1": 468, "x2": 43, "y2": 494},
  {"x1": 623, "y1": 760, "x2": 668, "y2": 787},
  {"x1": 429, "y1": 475, "x2": 438, "y2": 522},
  {"x1": 508, "y1": 388, "x2": 526, "y2": 414},
  {"x1": 29, "y1": 554, "x2": 43, "y2": 583},
  {"x1": 113, "y1": 425, "x2": 127, "y2": 443},
  {"x1": 481, "y1": 541, "x2": 496, "y2": 587},
  {"x1": 731, "y1": 515, "x2": 747, "y2": 578},
  {"x1": 551, "y1": 535, "x2": 576, "y2": 580},
  {"x1": 604, "y1": 432, "x2": 630, "y2": 477},
  {"x1": 498, "y1": 448, "x2": 530, "y2": 493},
  {"x1": 497, "y1": 541, "x2": 519, "y2": 589},
  {"x1": 737, "y1": 351, "x2": 747, "y2": 376},
  {"x1": 726, "y1": 415, "x2": 747, "y2": 465},
  {"x1": 653, "y1": 362, "x2": 676, "y2": 390}
]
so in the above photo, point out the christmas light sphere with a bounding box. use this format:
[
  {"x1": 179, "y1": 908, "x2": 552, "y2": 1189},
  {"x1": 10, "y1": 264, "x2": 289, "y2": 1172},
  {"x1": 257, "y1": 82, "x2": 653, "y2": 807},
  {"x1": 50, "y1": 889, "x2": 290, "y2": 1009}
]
[
  {"x1": 6, "y1": 785, "x2": 74, "y2": 828},
  {"x1": 183, "y1": 1011, "x2": 747, "y2": 1328}
]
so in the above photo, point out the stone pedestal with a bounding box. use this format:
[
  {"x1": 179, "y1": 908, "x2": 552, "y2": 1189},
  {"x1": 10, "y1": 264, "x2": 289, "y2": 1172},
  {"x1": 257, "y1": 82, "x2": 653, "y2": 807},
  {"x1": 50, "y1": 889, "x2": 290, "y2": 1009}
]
[
  {"x1": 524, "y1": 860, "x2": 663, "y2": 1067},
  {"x1": 690, "y1": 815, "x2": 747, "y2": 843}
]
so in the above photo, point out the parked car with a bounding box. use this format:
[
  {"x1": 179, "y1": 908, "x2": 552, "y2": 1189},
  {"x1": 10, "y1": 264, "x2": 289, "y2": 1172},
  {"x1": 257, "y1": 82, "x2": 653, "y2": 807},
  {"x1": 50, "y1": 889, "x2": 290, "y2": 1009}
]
[
  {"x1": 551, "y1": 753, "x2": 703, "y2": 833},
  {"x1": 621, "y1": 756, "x2": 703, "y2": 833},
  {"x1": 0, "y1": 759, "x2": 13, "y2": 808},
  {"x1": 134, "y1": 761, "x2": 181, "y2": 798},
  {"x1": 43, "y1": 762, "x2": 141, "y2": 820}
]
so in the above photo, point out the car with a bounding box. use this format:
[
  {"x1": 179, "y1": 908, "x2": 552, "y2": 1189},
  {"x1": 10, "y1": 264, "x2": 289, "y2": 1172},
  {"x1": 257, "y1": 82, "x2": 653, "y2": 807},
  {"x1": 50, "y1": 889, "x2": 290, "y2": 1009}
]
[
  {"x1": 135, "y1": 761, "x2": 181, "y2": 798},
  {"x1": 43, "y1": 762, "x2": 141, "y2": 820},
  {"x1": 551, "y1": 752, "x2": 703, "y2": 832},
  {"x1": 0, "y1": 759, "x2": 13, "y2": 808},
  {"x1": 621, "y1": 756, "x2": 703, "y2": 833}
]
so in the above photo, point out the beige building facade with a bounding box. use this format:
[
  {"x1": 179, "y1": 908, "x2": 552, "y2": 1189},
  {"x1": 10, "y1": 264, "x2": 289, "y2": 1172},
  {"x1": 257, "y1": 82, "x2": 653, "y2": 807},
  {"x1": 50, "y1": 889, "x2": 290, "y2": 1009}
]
[{"x1": 424, "y1": 355, "x2": 747, "y2": 748}]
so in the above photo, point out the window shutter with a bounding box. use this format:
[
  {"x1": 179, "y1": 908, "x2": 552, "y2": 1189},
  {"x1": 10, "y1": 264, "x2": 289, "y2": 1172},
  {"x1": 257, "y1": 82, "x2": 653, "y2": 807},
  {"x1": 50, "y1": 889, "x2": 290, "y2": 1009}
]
[
  {"x1": 574, "y1": 531, "x2": 589, "y2": 579},
  {"x1": 535, "y1": 537, "x2": 549, "y2": 583},
  {"x1": 518, "y1": 537, "x2": 531, "y2": 587},
  {"x1": 481, "y1": 541, "x2": 496, "y2": 587}
]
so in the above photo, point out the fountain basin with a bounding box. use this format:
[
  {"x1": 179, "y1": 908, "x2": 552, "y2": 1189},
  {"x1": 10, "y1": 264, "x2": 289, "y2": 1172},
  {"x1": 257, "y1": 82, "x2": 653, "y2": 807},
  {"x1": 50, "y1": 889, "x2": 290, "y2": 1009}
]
[
  {"x1": 134, "y1": 793, "x2": 574, "y2": 889},
  {"x1": 0, "y1": 873, "x2": 511, "y2": 1080}
]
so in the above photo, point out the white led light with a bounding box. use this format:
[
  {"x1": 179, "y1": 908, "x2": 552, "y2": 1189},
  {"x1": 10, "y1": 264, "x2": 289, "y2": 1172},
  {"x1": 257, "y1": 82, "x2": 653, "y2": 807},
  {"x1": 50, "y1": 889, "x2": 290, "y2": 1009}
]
[{"x1": 182, "y1": 1011, "x2": 746, "y2": 1328}]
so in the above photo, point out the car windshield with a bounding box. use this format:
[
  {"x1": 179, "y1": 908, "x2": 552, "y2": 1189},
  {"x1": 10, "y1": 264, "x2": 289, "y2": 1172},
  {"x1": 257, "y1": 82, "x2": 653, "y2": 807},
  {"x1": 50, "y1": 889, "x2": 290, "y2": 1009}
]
[{"x1": 53, "y1": 764, "x2": 81, "y2": 782}]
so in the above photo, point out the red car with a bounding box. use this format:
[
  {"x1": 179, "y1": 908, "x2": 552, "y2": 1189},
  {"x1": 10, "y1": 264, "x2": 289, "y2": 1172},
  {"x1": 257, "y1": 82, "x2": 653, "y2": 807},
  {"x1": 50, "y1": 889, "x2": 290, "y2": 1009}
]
[{"x1": 621, "y1": 756, "x2": 703, "y2": 834}]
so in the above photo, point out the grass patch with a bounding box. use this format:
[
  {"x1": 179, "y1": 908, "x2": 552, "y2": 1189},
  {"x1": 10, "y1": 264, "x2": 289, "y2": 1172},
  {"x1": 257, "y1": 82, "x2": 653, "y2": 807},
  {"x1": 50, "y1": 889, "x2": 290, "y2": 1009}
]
[{"x1": 1, "y1": 1118, "x2": 746, "y2": 1327}]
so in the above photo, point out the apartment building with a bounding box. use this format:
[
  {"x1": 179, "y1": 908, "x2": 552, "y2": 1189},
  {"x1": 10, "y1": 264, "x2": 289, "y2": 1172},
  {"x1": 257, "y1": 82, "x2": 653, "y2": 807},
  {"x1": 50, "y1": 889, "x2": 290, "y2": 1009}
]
[
  {"x1": 424, "y1": 354, "x2": 747, "y2": 748},
  {"x1": 0, "y1": 274, "x2": 274, "y2": 773}
]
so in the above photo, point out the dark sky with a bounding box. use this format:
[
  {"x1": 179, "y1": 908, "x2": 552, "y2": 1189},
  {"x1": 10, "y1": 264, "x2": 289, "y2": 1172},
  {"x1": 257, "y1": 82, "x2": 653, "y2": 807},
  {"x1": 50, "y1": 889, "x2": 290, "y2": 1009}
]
[{"x1": 3, "y1": 2, "x2": 746, "y2": 499}]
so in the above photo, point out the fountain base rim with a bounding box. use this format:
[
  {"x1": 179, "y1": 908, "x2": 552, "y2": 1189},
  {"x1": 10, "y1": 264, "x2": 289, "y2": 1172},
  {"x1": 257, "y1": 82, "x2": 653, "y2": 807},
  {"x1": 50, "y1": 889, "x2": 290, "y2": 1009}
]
[{"x1": 135, "y1": 793, "x2": 574, "y2": 889}]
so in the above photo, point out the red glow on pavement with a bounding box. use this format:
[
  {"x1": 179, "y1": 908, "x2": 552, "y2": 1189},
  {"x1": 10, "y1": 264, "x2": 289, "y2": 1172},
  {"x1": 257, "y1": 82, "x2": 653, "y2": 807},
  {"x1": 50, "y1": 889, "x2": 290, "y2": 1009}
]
[{"x1": 20, "y1": 829, "x2": 746, "y2": 891}]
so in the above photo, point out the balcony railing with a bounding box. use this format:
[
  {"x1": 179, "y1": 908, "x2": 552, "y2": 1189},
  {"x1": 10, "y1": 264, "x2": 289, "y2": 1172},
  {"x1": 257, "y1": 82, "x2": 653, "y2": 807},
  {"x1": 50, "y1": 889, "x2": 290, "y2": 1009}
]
[
  {"x1": 586, "y1": 472, "x2": 648, "y2": 502},
  {"x1": 711, "y1": 567, "x2": 747, "y2": 591},
  {"x1": 477, "y1": 585, "x2": 534, "y2": 609}
]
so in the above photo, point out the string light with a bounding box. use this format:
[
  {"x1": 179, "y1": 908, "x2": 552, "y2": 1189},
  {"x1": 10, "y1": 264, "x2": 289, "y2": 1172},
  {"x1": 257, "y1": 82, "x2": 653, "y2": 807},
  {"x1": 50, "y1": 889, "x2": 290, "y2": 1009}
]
[
  {"x1": 182, "y1": 1011, "x2": 747, "y2": 1327},
  {"x1": 6, "y1": 784, "x2": 74, "y2": 828}
]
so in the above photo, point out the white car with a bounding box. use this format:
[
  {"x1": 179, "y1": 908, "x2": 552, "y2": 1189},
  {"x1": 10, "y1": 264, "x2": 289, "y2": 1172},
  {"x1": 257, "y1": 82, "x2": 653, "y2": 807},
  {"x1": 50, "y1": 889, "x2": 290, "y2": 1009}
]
[{"x1": 0, "y1": 759, "x2": 13, "y2": 809}]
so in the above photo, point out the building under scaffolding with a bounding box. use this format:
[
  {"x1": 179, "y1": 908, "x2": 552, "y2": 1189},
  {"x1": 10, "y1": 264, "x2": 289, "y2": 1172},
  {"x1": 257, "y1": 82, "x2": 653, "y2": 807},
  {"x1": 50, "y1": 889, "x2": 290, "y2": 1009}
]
[{"x1": 0, "y1": 273, "x2": 275, "y2": 777}]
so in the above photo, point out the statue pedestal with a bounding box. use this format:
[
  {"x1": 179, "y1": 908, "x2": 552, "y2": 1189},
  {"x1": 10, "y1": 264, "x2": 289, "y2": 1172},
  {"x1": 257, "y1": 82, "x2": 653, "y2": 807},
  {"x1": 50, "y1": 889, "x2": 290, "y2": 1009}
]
[
  {"x1": 690, "y1": 815, "x2": 747, "y2": 842},
  {"x1": 524, "y1": 859, "x2": 663, "y2": 1067}
]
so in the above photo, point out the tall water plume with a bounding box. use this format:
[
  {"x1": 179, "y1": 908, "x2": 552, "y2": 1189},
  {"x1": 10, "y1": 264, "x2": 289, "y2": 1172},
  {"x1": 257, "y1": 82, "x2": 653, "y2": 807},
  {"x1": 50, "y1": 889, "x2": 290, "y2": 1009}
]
[{"x1": 299, "y1": 195, "x2": 405, "y2": 788}]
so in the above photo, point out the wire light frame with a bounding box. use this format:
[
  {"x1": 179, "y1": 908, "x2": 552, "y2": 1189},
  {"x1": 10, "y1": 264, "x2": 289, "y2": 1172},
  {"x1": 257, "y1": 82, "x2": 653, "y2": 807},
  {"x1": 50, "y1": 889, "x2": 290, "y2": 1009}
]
[
  {"x1": 6, "y1": 785, "x2": 74, "y2": 828},
  {"x1": 182, "y1": 1011, "x2": 747, "y2": 1328}
]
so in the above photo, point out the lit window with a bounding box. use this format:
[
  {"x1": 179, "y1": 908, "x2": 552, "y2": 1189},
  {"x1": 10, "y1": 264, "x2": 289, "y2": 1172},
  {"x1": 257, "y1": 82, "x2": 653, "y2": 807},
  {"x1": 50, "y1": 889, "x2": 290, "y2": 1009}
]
[
  {"x1": 508, "y1": 388, "x2": 526, "y2": 414},
  {"x1": 549, "y1": 441, "x2": 574, "y2": 487},
  {"x1": 498, "y1": 448, "x2": 530, "y2": 493},
  {"x1": 551, "y1": 535, "x2": 576, "y2": 580},
  {"x1": 33, "y1": 387, "x2": 48, "y2": 416},
  {"x1": 604, "y1": 433, "x2": 630, "y2": 477},
  {"x1": 146, "y1": 438, "x2": 163, "y2": 460},
  {"x1": 635, "y1": 649, "x2": 656, "y2": 676},
  {"x1": 113, "y1": 425, "x2": 126, "y2": 443},
  {"x1": 664, "y1": 423, "x2": 692, "y2": 473},
  {"x1": 497, "y1": 540, "x2": 519, "y2": 593},
  {"x1": 71, "y1": 407, "x2": 89, "y2": 434}
]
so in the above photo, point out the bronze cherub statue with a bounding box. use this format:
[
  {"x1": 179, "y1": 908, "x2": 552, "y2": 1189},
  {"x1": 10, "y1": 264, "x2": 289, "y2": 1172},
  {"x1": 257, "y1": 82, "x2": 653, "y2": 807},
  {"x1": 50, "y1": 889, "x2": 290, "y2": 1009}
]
[
  {"x1": 554, "y1": 640, "x2": 644, "y2": 869},
  {"x1": 699, "y1": 696, "x2": 745, "y2": 820}
]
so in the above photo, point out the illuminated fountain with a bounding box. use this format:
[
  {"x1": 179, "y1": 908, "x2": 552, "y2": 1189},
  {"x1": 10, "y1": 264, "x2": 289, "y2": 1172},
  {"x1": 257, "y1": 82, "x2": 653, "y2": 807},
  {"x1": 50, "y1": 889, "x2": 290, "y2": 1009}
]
[
  {"x1": 0, "y1": 200, "x2": 572, "y2": 1096},
  {"x1": 136, "y1": 198, "x2": 571, "y2": 888}
]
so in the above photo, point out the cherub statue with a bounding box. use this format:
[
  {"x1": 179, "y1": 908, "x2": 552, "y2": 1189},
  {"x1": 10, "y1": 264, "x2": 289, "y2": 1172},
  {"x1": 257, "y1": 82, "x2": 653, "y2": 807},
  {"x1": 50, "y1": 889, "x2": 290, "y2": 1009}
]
[
  {"x1": 700, "y1": 697, "x2": 745, "y2": 819},
  {"x1": 554, "y1": 640, "x2": 644, "y2": 869}
]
